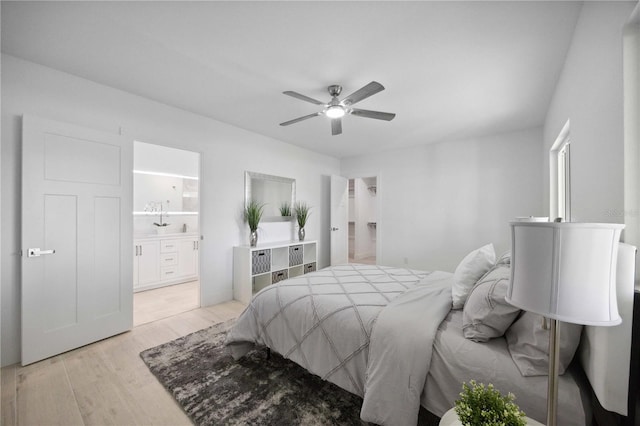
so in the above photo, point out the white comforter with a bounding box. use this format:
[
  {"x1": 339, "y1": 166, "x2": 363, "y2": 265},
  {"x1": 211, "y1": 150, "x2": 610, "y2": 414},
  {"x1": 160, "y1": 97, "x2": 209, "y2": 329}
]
[{"x1": 225, "y1": 264, "x2": 453, "y2": 426}]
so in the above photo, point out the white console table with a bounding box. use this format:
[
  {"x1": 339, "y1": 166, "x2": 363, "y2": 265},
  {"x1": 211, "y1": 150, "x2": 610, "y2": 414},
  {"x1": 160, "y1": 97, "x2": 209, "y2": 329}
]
[{"x1": 233, "y1": 240, "x2": 317, "y2": 304}]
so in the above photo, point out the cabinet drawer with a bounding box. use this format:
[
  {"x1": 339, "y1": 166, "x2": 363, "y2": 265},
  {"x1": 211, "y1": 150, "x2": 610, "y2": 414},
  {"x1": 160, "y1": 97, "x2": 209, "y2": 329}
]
[
  {"x1": 160, "y1": 240, "x2": 178, "y2": 253},
  {"x1": 252, "y1": 250, "x2": 271, "y2": 275},
  {"x1": 160, "y1": 253, "x2": 178, "y2": 267},
  {"x1": 304, "y1": 262, "x2": 316, "y2": 274},
  {"x1": 272, "y1": 269, "x2": 288, "y2": 284},
  {"x1": 160, "y1": 266, "x2": 178, "y2": 280},
  {"x1": 289, "y1": 245, "x2": 303, "y2": 266}
]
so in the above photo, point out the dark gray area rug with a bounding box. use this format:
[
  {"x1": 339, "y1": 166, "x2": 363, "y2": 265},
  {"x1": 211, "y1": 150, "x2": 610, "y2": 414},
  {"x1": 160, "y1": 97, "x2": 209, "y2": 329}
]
[
  {"x1": 140, "y1": 321, "x2": 365, "y2": 425},
  {"x1": 140, "y1": 321, "x2": 439, "y2": 426}
]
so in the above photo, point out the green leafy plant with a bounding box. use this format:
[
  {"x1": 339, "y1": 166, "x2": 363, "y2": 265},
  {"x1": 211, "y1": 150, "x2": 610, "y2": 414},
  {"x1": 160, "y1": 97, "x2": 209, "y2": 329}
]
[
  {"x1": 294, "y1": 202, "x2": 311, "y2": 228},
  {"x1": 279, "y1": 202, "x2": 292, "y2": 217},
  {"x1": 454, "y1": 380, "x2": 526, "y2": 426},
  {"x1": 244, "y1": 200, "x2": 265, "y2": 232}
]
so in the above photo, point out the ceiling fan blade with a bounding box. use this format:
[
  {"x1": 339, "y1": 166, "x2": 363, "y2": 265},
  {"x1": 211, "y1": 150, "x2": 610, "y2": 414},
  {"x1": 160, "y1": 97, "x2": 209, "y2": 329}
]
[
  {"x1": 350, "y1": 108, "x2": 396, "y2": 121},
  {"x1": 331, "y1": 118, "x2": 342, "y2": 136},
  {"x1": 283, "y1": 91, "x2": 325, "y2": 105},
  {"x1": 280, "y1": 112, "x2": 322, "y2": 126},
  {"x1": 343, "y1": 81, "x2": 385, "y2": 105}
]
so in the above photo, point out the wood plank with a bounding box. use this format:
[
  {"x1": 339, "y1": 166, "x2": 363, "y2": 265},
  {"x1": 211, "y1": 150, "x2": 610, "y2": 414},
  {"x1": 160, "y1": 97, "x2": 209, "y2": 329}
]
[
  {"x1": 112, "y1": 377, "x2": 191, "y2": 426},
  {"x1": 163, "y1": 309, "x2": 221, "y2": 337},
  {"x1": 16, "y1": 357, "x2": 84, "y2": 426},
  {"x1": 7, "y1": 301, "x2": 246, "y2": 426},
  {"x1": 134, "y1": 281, "x2": 200, "y2": 327},
  {"x1": 1, "y1": 364, "x2": 17, "y2": 426},
  {"x1": 203, "y1": 300, "x2": 246, "y2": 322},
  {"x1": 62, "y1": 346, "x2": 137, "y2": 426}
]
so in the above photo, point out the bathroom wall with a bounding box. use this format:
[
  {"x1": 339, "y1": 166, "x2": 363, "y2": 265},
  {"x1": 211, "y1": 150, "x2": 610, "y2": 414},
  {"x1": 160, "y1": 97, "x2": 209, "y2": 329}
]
[{"x1": 133, "y1": 141, "x2": 200, "y2": 236}]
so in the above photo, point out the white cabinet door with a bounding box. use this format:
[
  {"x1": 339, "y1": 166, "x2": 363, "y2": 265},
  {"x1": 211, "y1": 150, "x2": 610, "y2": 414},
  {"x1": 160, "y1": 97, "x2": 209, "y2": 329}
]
[
  {"x1": 178, "y1": 238, "x2": 199, "y2": 278},
  {"x1": 137, "y1": 241, "x2": 160, "y2": 286}
]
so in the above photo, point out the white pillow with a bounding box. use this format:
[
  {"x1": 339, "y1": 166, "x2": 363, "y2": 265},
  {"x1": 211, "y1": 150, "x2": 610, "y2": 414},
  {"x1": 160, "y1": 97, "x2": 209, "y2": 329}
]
[
  {"x1": 506, "y1": 312, "x2": 583, "y2": 376},
  {"x1": 451, "y1": 243, "x2": 495, "y2": 309},
  {"x1": 462, "y1": 264, "x2": 520, "y2": 341}
]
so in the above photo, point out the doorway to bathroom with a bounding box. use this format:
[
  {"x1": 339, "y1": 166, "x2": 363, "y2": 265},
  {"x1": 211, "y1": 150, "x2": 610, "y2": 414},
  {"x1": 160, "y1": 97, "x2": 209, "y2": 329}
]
[
  {"x1": 348, "y1": 177, "x2": 377, "y2": 265},
  {"x1": 132, "y1": 141, "x2": 201, "y2": 326}
]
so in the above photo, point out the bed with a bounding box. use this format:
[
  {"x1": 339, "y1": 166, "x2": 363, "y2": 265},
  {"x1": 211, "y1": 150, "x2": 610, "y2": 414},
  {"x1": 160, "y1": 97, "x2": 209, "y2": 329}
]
[{"x1": 225, "y1": 243, "x2": 636, "y2": 426}]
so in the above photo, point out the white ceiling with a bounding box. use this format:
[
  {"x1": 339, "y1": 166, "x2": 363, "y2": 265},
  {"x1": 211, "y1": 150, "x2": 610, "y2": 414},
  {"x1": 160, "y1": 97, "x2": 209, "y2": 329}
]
[{"x1": 1, "y1": 1, "x2": 583, "y2": 158}]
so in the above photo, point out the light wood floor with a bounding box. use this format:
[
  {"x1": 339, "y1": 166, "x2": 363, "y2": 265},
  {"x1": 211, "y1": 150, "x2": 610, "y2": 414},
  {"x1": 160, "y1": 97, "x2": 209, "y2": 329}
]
[
  {"x1": 133, "y1": 281, "x2": 200, "y2": 327},
  {"x1": 1, "y1": 300, "x2": 246, "y2": 426},
  {"x1": 349, "y1": 255, "x2": 376, "y2": 265}
]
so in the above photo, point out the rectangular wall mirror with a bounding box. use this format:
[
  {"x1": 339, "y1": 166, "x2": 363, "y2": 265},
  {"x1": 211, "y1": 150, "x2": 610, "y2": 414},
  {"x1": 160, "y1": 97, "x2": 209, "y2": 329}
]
[{"x1": 245, "y1": 171, "x2": 296, "y2": 221}]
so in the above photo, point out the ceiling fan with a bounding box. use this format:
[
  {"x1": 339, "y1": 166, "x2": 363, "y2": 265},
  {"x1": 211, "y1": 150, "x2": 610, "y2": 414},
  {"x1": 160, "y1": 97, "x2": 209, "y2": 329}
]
[{"x1": 279, "y1": 81, "x2": 396, "y2": 136}]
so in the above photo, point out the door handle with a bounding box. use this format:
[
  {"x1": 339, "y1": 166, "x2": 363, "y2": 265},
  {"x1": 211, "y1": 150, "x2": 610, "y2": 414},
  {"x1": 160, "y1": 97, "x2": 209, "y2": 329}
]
[
  {"x1": 331, "y1": 227, "x2": 339, "y2": 231},
  {"x1": 27, "y1": 248, "x2": 56, "y2": 258}
]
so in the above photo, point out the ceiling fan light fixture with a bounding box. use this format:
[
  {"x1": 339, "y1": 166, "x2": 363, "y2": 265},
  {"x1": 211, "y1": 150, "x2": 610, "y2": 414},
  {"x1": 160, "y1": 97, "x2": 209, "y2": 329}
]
[
  {"x1": 280, "y1": 81, "x2": 394, "y2": 135},
  {"x1": 325, "y1": 105, "x2": 345, "y2": 119}
]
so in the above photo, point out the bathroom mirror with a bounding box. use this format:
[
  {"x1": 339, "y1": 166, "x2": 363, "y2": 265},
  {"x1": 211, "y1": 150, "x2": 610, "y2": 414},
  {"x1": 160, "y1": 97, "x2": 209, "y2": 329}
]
[
  {"x1": 245, "y1": 171, "x2": 296, "y2": 221},
  {"x1": 133, "y1": 172, "x2": 199, "y2": 213}
]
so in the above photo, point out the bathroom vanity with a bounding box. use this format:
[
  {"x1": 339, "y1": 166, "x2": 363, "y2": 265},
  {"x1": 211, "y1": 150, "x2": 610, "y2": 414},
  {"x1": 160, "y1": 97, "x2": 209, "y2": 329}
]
[{"x1": 133, "y1": 233, "x2": 200, "y2": 292}]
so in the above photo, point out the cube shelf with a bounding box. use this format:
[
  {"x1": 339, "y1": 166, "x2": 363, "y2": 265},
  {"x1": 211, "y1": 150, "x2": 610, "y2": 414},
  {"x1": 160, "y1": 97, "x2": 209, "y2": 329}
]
[{"x1": 233, "y1": 240, "x2": 318, "y2": 304}]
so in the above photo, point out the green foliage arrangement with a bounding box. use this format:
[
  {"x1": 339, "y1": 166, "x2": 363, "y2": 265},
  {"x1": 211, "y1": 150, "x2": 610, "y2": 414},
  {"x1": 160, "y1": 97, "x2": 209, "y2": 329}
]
[
  {"x1": 279, "y1": 202, "x2": 292, "y2": 217},
  {"x1": 244, "y1": 200, "x2": 265, "y2": 232},
  {"x1": 454, "y1": 380, "x2": 526, "y2": 426},
  {"x1": 294, "y1": 202, "x2": 311, "y2": 228}
]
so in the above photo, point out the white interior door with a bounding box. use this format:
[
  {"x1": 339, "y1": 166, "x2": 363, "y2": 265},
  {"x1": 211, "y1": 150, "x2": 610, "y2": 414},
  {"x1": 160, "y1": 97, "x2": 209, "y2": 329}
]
[
  {"x1": 330, "y1": 175, "x2": 349, "y2": 265},
  {"x1": 22, "y1": 115, "x2": 133, "y2": 365}
]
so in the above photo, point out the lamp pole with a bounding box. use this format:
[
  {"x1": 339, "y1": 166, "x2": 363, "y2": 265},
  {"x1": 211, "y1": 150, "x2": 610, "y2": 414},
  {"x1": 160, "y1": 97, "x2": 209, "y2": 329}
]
[{"x1": 547, "y1": 318, "x2": 561, "y2": 426}]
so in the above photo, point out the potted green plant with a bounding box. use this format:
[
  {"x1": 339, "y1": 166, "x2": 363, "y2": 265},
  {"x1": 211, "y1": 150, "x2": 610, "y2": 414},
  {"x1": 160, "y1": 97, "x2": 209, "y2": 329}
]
[
  {"x1": 294, "y1": 202, "x2": 311, "y2": 241},
  {"x1": 454, "y1": 380, "x2": 526, "y2": 426},
  {"x1": 244, "y1": 200, "x2": 265, "y2": 247},
  {"x1": 279, "y1": 202, "x2": 292, "y2": 217}
]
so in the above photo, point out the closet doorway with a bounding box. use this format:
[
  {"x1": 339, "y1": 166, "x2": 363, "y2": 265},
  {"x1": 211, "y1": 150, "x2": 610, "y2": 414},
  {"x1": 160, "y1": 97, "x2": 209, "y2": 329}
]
[
  {"x1": 132, "y1": 141, "x2": 201, "y2": 326},
  {"x1": 348, "y1": 177, "x2": 377, "y2": 265}
]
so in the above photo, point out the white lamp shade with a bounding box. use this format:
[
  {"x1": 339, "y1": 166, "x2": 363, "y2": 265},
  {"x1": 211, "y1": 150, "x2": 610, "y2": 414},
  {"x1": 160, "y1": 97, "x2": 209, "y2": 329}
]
[{"x1": 506, "y1": 222, "x2": 624, "y2": 326}]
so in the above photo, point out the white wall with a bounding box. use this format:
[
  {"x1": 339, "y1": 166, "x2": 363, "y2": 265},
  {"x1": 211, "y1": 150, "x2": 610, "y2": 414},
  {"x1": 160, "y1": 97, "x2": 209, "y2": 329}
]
[
  {"x1": 543, "y1": 1, "x2": 636, "y2": 224},
  {"x1": 341, "y1": 128, "x2": 544, "y2": 272},
  {"x1": 1, "y1": 54, "x2": 340, "y2": 366},
  {"x1": 624, "y1": 5, "x2": 640, "y2": 271}
]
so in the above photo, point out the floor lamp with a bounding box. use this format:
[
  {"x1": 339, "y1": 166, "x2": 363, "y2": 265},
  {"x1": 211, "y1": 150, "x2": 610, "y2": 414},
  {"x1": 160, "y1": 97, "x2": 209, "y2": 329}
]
[{"x1": 506, "y1": 222, "x2": 624, "y2": 426}]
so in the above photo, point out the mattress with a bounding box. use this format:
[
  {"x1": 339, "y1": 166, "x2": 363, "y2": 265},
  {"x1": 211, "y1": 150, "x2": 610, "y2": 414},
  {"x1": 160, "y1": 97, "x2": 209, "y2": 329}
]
[
  {"x1": 423, "y1": 310, "x2": 591, "y2": 425},
  {"x1": 226, "y1": 264, "x2": 454, "y2": 425}
]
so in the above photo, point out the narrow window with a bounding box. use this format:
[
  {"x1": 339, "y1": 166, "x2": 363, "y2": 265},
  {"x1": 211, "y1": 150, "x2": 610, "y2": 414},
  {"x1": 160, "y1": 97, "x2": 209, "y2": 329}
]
[{"x1": 550, "y1": 120, "x2": 571, "y2": 221}]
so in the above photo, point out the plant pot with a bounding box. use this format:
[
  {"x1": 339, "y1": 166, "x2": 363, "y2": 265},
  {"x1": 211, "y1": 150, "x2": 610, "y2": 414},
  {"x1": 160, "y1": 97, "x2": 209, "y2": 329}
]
[
  {"x1": 250, "y1": 230, "x2": 258, "y2": 247},
  {"x1": 439, "y1": 408, "x2": 543, "y2": 426},
  {"x1": 156, "y1": 226, "x2": 167, "y2": 235},
  {"x1": 298, "y1": 227, "x2": 305, "y2": 241}
]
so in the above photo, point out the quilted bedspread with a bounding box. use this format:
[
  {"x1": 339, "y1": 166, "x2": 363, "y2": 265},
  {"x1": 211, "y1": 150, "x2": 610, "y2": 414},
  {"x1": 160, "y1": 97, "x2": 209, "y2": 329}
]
[{"x1": 225, "y1": 264, "x2": 453, "y2": 426}]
